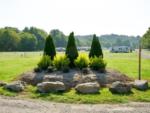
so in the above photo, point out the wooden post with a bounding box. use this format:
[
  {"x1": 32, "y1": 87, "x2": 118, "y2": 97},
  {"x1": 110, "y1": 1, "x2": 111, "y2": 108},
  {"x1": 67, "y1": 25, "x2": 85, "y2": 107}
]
[{"x1": 138, "y1": 39, "x2": 141, "y2": 80}]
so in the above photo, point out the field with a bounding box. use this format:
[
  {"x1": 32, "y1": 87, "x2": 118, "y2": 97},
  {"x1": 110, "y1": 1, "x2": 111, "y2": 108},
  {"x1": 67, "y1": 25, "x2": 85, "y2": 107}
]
[
  {"x1": 0, "y1": 51, "x2": 150, "y2": 104},
  {"x1": 0, "y1": 50, "x2": 149, "y2": 82}
]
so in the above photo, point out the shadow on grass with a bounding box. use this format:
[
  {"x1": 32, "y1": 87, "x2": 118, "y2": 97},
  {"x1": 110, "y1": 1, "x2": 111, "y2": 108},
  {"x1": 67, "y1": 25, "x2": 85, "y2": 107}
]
[
  {"x1": 35, "y1": 90, "x2": 67, "y2": 97},
  {"x1": 109, "y1": 91, "x2": 134, "y2": 96},
  {"x1": 75, "y1": 91, "x2": 101, "y2": 95}
]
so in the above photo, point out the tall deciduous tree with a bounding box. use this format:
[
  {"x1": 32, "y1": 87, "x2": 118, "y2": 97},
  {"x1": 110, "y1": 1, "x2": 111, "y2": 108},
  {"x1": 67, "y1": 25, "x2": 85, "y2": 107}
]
[
  {"x1": 23, "y1": 27, "x2": 48, "y2": 50},
  {"x1": 89, "y1": 34, "x2": 103, "y2": 58},
  {"x1": 65, "y1": 32, "x2": 78, "y2": 67},
  {"x1": 0, "y1": 29, "x2": 20, "y2": 51},
  {"x1": 19, "y1": 32, "x2": 37, "y2": 51},
  {"x1": 50, "y1": 29, "x2": 67, "y2": 47},
  {"x1": 142, "y1": 27, "x2": 150, "y2": 49},
  {"x1": 44, "y1": 35, "x2": 56, "y2": 59}
]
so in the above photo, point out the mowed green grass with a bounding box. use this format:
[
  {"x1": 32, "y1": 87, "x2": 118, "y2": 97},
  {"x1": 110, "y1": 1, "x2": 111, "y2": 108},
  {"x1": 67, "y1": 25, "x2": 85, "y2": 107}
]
[
  {"x1": 0, "y1": 52, "x2": 41, "y2": 82},
  {"x1": 0, "y1": 51, "x2": 150, "y2": 103},
  {"x1": 0, "y1": 51, "x2": 150, "y2": 82},
  {"x1": 104, "y1": 51, "x2": 150, "y2": 80}
]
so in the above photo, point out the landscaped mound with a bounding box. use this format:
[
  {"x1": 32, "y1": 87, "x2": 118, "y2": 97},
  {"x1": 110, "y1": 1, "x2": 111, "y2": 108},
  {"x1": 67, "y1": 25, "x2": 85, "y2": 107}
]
[
  {"x1": 20, "y1": 68, "x2": 133, "y2": 89},
  {"x1": 19, "y1": 32, "x2": 133, "y2": 93}
]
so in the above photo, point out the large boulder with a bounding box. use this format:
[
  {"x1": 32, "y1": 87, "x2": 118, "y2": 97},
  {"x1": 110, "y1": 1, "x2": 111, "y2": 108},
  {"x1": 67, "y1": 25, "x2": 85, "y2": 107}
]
[
  {"x1": 134, "y1": 80, "x2": 149, "y2": 91},
  {"x1": 20, "y1": 71, "x2": 45, "y2": 85},
  {"x1": 109, "y1": 81, "x2": 132, "y2": 94},
  {"x1": 75, "y1": 82, "x2": 100, "y2": 94},
  {"x1": 73, "y1": 74, "x2": 97, "y2": 85},
  {"x1": 4, "y1": 81, "x2": 25, "y2": 92},
  {"x1": 37, "y1": 81, "x2": 66, "y2": 93}
]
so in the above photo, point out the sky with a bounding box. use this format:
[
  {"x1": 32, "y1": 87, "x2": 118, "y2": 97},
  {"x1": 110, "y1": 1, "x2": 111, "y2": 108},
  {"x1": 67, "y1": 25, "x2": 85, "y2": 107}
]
[{"x1": 0, "y1": 0, "x2": 150, "y2": 36}]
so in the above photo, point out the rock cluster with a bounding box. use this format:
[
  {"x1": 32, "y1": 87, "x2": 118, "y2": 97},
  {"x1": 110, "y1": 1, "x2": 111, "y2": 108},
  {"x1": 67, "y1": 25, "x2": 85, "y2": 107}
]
[{"x1": 1, "y1": 69, "x2": 149, "y2": 94}]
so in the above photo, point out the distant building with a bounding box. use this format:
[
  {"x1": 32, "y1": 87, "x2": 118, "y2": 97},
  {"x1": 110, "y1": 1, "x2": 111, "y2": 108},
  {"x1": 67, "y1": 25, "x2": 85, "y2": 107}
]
[
  {"x1": 56, "y1": 47, "x2": 65, "y2": 52},
  {"x1": 77, "y1": 47, "x2": 90, "y2": 51},
  {"x1": 110, "y1": 46, "x2": 132, "y2": 53}
]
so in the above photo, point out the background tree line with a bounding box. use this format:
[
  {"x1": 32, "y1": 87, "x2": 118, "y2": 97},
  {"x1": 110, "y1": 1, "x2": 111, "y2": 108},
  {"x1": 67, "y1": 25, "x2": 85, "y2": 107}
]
[{"x1": 0, "y1": 26, "x2": 149, "y2": 51}]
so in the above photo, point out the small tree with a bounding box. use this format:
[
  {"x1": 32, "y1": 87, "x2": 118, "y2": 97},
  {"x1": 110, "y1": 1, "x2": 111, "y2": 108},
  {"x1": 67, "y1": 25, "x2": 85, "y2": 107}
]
[
  {"x1": 89, "y1": 34, "x2": 103, "y2": 58},
  {"x1": 65, "y1": 32, "x2": 78, "y2": 67},
  {"x1": 44, "y1": 35, "x2": 56, "y2": 60}
]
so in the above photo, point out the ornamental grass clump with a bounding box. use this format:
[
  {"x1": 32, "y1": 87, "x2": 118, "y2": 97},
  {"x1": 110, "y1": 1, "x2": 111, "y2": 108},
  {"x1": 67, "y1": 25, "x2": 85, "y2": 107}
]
[
  {"x1": 90, "y1": 56, "x2": 106, "y2": 71},
  {"x1": 53, "y1": 54, "x2": 70, "y2": 71},
  {"x1": 38, "y1": 55, "x2": 52, "y2": 70},
  {"x1": 74, "y1": 53, "x2": 90, "y2": 69}
]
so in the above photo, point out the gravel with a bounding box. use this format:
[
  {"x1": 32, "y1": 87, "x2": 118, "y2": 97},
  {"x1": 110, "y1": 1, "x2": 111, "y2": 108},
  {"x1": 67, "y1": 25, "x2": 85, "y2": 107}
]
[{"x1": 0, "y1": 96, "x2": 150, "y2": 113}]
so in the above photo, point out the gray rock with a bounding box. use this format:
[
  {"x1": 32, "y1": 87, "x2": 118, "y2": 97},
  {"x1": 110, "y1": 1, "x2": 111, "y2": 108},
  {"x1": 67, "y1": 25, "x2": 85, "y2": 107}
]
[
  {"x1": 20, "y1": 71, "x2": 45, "y2": 85},
  {"x1": 109, "y1": 81, "x2": 132, "y2": 94},
  {"x1": 75, "y1": 82, "x2": 100, "y2": 94},
  {"x1": 43, "y1": 75, "x2": 63, "y2": 82},
  {"x1": 4, "y1": 81, "x2": 25, "y2": 92},
  {"x1": 37, "y1": 81, "x2": 66, "y2": 93},
  {"x1": 73, "y1": 74, "x2": 97, "y2": 85},
  {"x1": 0, "y1": 81, "x2": 7, "y2": 87},
  {"x1": 82, "y1": 68, "x2": 91, "y2": 75},
  {"x1": 134, "y1": 80, "x2": 149, "y2": 91}
]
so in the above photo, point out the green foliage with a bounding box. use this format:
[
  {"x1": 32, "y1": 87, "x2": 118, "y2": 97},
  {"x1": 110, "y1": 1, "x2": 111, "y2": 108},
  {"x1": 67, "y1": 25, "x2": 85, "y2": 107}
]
[
  {"x1": 74, "y1": 53, "x2": 89, "y2": 69},
  {"x1": 142, "y1": 27, "x2": 150, "y2": 49},
  {"x1": 65, "y1": 32, "x2": 78, "y2": 67},
  {"x1": 0, "y1": 29, "x2": 20, "y2": 51},
  {"x1": 90, "y1": 56, "x2": 106, "y2": 70},
  {"x1": 50, "y1": 29, "x2": 67, "y2": 47},
  {"x1": 53, "y1": 54, "x2": 70, "y2": 71},
  {"x1": 38, "y1": 55, "x2": 52, "y2": 70},
  {"x1": 23, "y1": 27, "x2": 48, "y2": 50},
  {"x1": 19, "y1": 32, "x2": 37, "y2": 51},
  {"x1": 44, "y1": 35, "x2": 56, "y2": 60},
  {"x1": 89, "y1": 34, "x2": 103, "y2": 58},
  {"x1": 76, "y1": 34, "x2": 139, "y2": 49}
]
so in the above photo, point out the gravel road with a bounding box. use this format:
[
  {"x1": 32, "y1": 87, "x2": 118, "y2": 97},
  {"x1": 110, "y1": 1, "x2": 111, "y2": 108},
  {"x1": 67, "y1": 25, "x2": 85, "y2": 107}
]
[{"x1": 0, "y1": 96, "x2": 150, "y2": 113}]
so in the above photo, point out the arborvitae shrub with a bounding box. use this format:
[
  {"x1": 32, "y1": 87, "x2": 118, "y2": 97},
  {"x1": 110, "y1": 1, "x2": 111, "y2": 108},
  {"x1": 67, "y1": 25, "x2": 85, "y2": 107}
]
[
  {"x1": 89, "y1": 56, "x2": 106, "y2": 70},
  {"x1": 74, "y1": 53, "x2": 89, "y2": 69},
  {"x1": 89, "y1": 34, "x2": 103, "y2": 58},
  {"x1": 44, "y1": 35, "x2": 56, "y2": 60},
  {"x1": 53, "y1": 54, "x2": 70, "y2": 71},
  {"x1": 65, "y1": 32, "x2": 78, "y2": 67},
  {"x1": 38, "y1": 55, "x2": 52, "y2": 70}
]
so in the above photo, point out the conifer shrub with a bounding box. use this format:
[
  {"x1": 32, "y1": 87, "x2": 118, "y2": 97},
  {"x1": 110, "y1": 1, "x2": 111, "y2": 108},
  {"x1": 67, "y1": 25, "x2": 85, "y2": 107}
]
[
  {"x1": 53, "y1": 54, "x2": 70, "y2": 71},
  {"x1": 38, "y1": 55, "x2": 52, "y2": 70},
  {"x1": 44, "y1": 35, "x2": 56, "y2": 60},
  {"x1": 89, "y1": 34, "x2": 103, "y2": 58},
  {"x1": 89, "y1": 56, "x2": 106, "y2": 71},
  {"x1": 74, "y1": 53, "x2": 89, "y2": 69},
  {"x1": 65, "y1": 32, "x2": 78, "y2": 67}
]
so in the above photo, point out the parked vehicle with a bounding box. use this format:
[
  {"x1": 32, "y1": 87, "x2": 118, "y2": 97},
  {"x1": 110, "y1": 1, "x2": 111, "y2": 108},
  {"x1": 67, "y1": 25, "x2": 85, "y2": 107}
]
[{"x1": 110, "y1": 46, "x2": 132, "y2": 53}]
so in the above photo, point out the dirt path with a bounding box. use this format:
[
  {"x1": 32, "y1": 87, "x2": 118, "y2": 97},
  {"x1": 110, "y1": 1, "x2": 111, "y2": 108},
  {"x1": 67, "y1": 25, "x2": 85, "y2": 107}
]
[{"x1": 0, "y1": 96, "x2": 150, "y2": 113}]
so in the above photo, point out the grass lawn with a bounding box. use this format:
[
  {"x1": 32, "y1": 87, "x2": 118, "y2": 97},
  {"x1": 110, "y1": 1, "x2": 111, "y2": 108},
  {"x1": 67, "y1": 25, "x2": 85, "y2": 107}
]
[
  {"x1": 0, "y1": 51, "x2": 150, "y2": 103},
  {"x1": 0, "y1": 52, "x2": 41, "y2": 82},
  {"x1": 0, "y1": 85, "x2": 150, "y2": 104},
  {"x1": 104, "y1": 51, "x2": 150, "y2": 80}
]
